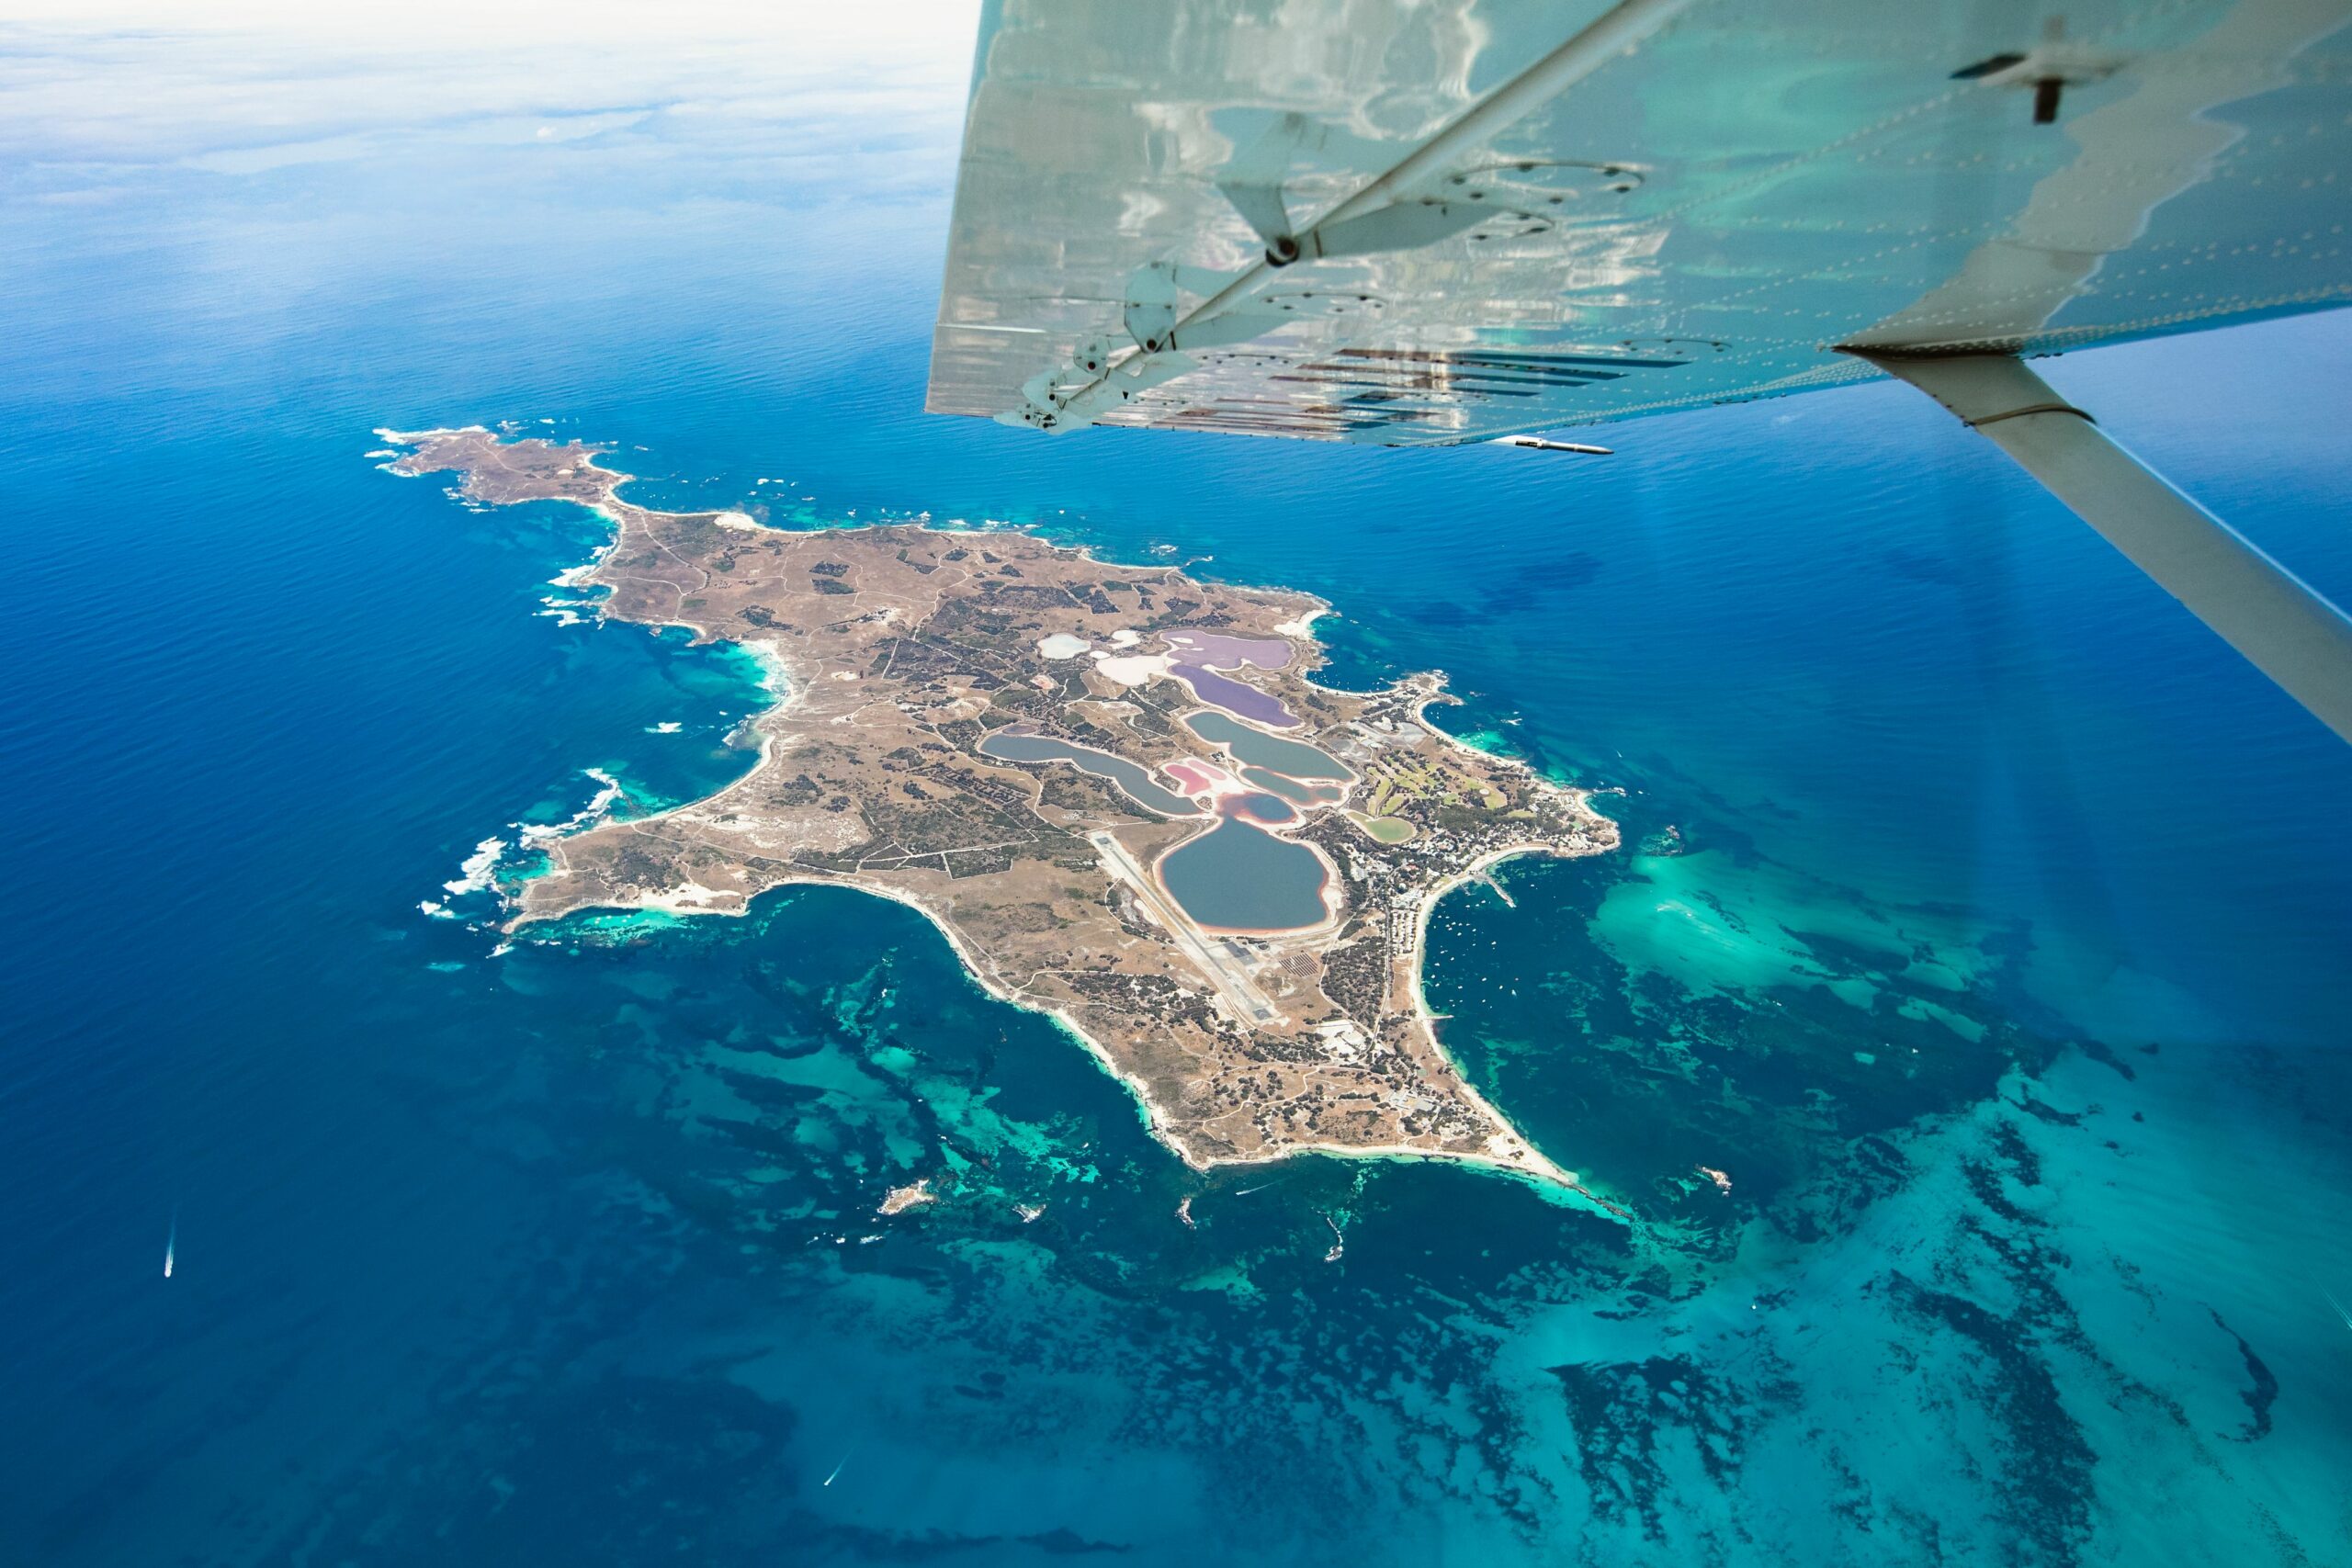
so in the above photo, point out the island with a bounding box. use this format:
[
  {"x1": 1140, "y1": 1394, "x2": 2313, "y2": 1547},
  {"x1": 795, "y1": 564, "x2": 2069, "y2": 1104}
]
[{"x1": 383, "y1": 426, "x2": 1621, "y2": 1193}]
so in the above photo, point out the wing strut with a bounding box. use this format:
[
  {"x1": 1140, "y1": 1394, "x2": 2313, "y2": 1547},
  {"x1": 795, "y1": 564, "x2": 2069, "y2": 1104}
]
[{"x1": 1858, "y1": 352, "x2": 2352, "y2": 743}]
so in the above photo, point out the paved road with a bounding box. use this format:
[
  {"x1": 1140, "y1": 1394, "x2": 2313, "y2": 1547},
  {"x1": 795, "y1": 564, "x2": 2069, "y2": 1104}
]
[{"x1": 1091, "y1": 831, "x2": 1278, "y2": 1025}]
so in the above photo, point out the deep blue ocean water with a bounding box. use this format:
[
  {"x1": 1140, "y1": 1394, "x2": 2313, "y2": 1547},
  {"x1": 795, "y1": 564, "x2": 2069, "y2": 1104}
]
[{"x1": 4, "y1": 19, "x2": 2350, "y2": 1565}]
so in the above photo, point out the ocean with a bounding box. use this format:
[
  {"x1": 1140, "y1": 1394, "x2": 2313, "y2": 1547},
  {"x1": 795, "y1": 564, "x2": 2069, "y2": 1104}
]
[{"x1": 3, "y1": 13, "x2": 2348, "y2": 1564}]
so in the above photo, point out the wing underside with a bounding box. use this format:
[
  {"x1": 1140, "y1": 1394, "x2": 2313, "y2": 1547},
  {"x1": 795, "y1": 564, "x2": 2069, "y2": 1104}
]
[{"x1": 927, "y1": 0, "x2": 2352, "y2": 445}]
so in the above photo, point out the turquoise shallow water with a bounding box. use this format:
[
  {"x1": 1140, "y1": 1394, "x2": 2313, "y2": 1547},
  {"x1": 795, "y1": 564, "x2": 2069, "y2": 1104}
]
[{"x1": 3, "y1": 18, "x2": 2351, "y2": 1566}]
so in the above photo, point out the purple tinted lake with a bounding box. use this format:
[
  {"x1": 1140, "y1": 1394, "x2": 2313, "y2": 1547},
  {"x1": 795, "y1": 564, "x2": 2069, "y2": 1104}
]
[
  {"x1": 1161, "y1": 629, "x2": 1294, "y2": 671},
  {"x1": 1170, "y1": 665, "x2": 1300, "y2": 728}
]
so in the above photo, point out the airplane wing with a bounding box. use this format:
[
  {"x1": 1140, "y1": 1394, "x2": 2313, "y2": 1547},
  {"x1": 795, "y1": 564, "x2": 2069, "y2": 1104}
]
[
  {"x1": 926, "y1": 0, "x2": 2349, "y2": 446},
  {"x1": 925, "y1": 0, "x2": 2352, "y2": 743}
]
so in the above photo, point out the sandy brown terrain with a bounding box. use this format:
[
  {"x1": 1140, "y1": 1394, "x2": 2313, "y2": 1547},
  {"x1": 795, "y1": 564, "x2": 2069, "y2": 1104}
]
[{"x1": 386, "y1": 425, "x2": 1619, "y2": 1190}]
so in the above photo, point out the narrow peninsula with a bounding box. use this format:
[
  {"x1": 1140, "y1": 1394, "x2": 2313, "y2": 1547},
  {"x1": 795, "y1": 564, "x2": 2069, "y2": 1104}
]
[{"x1": 385, "y1": 426, "x2": 1620, "y2": 1191}]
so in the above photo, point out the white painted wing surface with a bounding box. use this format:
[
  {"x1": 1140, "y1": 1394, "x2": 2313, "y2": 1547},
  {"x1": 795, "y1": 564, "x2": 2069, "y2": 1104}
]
[{"x1": 926, "y1": 0, "x2": 2352, "y2": 445}]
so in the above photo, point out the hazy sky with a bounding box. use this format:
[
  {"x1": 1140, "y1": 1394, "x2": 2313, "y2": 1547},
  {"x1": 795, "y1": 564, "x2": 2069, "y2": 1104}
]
[{"x1": 3, "y1": 3, "x2": 985, "y2": 170}]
